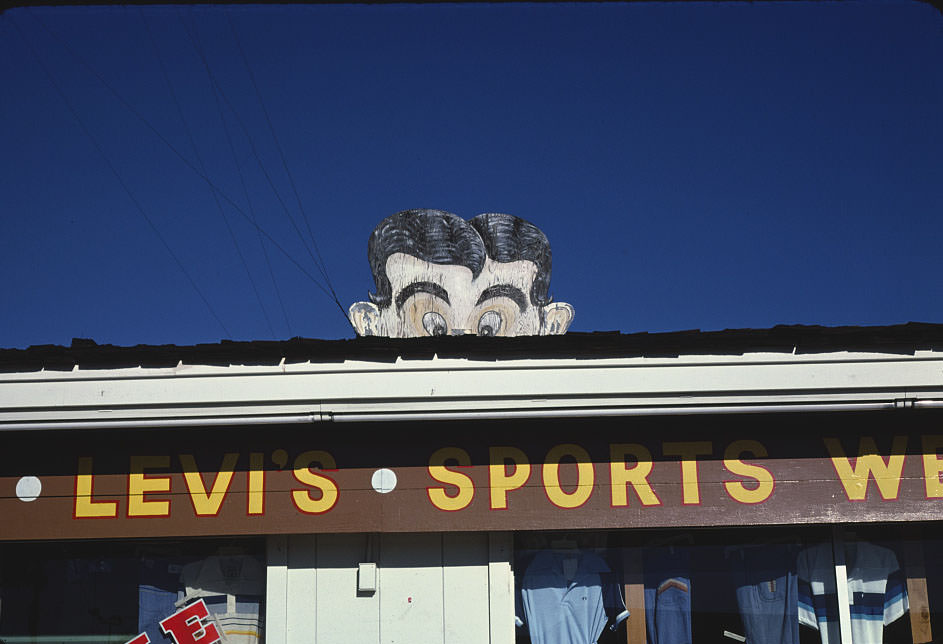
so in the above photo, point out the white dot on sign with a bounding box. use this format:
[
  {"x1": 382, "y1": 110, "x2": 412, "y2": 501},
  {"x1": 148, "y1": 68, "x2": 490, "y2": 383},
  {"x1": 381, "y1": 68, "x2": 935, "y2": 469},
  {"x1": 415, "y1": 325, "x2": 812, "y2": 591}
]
[
  {"x1": 16, "y1": 476, "x2": 42, "y2": 502},
  {"x1": 371, "y1": 468, "x2": 397, "y2": 494}
]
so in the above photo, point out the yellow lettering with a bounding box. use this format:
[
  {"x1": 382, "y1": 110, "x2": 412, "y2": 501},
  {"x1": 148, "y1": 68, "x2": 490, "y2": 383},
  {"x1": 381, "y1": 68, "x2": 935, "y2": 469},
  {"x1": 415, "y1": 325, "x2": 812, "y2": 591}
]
[
  {"x1": 74, "y1": 456, "x2": 118, "y2": 519},
  {"x1": 825, "y1": 436, "x2": 907, "y2": 501},
  {"x1": 609, "y1": 443, "x2": 661, "y2": 507},
  {"x1": 543, "y1": 443, "x2": 594, "y2": 508},
  {"x1": 489, "y1": 446, "x2": 531, "y2": 510},
  {"x1": 291, "y1": 450, "x2": 338, "y2": 514},
  {"x1": 427, "y1": 447, "x2": 475, "y2": 511},
  {"x1": 663, "y1": 441, "x2": 712, "y2": 505},
  {"x1": 128, "y1": 455, "x2": 171, "y2": 517},
  {"x1": 922, "y1": 435, "x2": 943, "y2": 499},
  {"x1": 723, "y1": 440, "x2": 775, "y2": 504},
  {"x1": 248, "y1": 452, "x2": 265, "y2": 515},
  {"x1": 179, "y1": 453, "x2": 238, "y2": 516}
]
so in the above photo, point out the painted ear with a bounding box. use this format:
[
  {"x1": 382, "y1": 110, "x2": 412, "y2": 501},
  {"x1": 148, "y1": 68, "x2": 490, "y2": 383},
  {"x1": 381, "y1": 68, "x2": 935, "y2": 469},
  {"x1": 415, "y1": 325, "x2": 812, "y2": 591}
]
[
  {"x1": 349, "y1": 301, "x2": 381, "y2": 337},
  {"x1": 540, "y1": 302, "x2": 574, "y2": 335}
]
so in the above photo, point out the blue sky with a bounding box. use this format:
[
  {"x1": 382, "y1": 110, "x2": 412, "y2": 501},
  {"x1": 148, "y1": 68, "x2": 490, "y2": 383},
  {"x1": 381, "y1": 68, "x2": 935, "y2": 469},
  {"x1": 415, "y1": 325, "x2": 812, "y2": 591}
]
[{"x1": 1, "y1": 1, "x2": 941, "y2": 349}]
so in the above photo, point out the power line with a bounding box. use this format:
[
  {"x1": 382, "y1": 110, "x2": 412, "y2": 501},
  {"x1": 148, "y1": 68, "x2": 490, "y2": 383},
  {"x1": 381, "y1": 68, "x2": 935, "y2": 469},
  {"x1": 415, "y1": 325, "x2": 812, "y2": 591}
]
[
  {"x1": 138, "y1": 6, "x2": 277, "y2": 339},
  {"x1": 179, "y1": 9, "x2": 316, "y2": 282},
  {"x1": 180, "y1": 10, "x2": 352, "y2": 327},
  {"x1": 225, "y1": 9, "x2": 350, "y2": 324},
  {"x1": 236, "y1": 144, "x2": 296, "y2": 337},
  {"x1": 169, "y1": 7, "x2": 294, "y2": 338},
  {"x1": 28, "y1": 8, "x2": 342, "y2": 308},
  {"x1": 11, "y1": 13, "x2": 233, "y2": 340}
]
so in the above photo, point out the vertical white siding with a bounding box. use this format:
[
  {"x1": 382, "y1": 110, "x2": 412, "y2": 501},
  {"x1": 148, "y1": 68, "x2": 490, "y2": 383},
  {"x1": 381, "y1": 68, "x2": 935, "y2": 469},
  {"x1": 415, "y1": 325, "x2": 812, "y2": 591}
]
[
  {"x1": 316, "y1": 534, "x2": 380, "y2": 644},
  {"x1": 488, "y1": 532, "x2": 515, "y2": 644},
  {"x1": 286, "y1": 535, "x2": 318, "y2": 643},
  {"x1": 266, "y1": 536, "x2": 289, "y2": 644},
  {"x1": 378, "y1": 533, "x2": 446, "y2": 644},
  {"x1": 274, "y1": 532, "x2": 507, "y2": 643},
  {"x1": 443, "y1": 533, "x2": 491, "y2": 643}
]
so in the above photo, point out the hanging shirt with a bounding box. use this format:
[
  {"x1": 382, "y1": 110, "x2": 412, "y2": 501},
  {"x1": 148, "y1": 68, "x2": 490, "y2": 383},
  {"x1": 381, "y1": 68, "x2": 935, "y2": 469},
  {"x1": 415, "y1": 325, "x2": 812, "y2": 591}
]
[
  {"x1": 520, "y1": 550, "x2": 629, "y2": 644},
  {"x1": 730, "y1": 544, "x2": 799, "y2": 644},
  {"x1": 178, "y1": 555, "x2": 265, "y2": 644},
  {"x1": 797, "y1": 542, "x2": 908, "y2": 644}
]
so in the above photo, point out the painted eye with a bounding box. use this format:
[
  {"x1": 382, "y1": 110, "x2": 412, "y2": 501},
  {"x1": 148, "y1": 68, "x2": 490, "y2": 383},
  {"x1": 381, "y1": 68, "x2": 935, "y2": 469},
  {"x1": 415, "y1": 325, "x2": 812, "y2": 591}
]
[
  {"x1": 477, "y1": 310, "x2": 502, "y2": 337},
  {"x1": 422, "y1": 311, "x2": 448, "y2": 336}
]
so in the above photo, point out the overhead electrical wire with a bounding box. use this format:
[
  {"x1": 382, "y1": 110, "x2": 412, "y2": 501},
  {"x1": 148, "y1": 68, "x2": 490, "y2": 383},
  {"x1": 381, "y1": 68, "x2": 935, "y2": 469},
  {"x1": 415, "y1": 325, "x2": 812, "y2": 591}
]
[
  {"x1": 224, "y1": 105, "x2": 296, "y2": 338},
  {"x1": 226, "y1": 11, "x2": 342, "y2": 306},
  {"x1": 178, "y1": 10, "x2": 323, "y2": 331},
  {"x1": 181, "y1": 10, "x2": 351, "y2": 326},
  {"x1": 9, "y1": 14, "x2": 234, "y2": 341},
  {"x1": 237, "y1": 145, "x2": 296, "y2": 338},
  {"x1": 166, "y1": 9, "x2": 294, "y2": 338},
  {"x1": 138, "y1": 7, "x2": 277, "y2": 340},
  {"x1": 27, "y1": 9, "x2": 344, "y2": 311}
]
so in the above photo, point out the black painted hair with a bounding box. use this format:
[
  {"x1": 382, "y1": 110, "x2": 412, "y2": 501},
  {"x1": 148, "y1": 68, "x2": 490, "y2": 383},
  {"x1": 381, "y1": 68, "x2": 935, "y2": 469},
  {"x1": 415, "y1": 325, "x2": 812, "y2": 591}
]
[
  {"x1": 469, "y1": 213, "x2": 552, "y2": 309},
  {"x1": 367, "y1": 209, "x2": 553, "y2": 310}
]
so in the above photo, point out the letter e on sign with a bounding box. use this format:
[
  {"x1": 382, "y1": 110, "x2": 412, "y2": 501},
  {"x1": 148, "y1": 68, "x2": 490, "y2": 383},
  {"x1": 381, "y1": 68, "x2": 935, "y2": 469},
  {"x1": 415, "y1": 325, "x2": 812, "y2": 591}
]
[{"x1": 160, "y1": 599, "x2": 221, "y2": 644}]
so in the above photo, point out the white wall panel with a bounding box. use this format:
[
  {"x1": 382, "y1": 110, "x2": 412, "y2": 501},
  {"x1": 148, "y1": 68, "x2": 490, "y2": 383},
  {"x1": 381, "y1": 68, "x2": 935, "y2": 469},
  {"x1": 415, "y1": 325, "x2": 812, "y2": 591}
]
[
  {"x1": 266, "y1": 536, "x2": 289, "y2": 644},
  {"x1": 286, "y1": 535, "x2": 318, "y2": 644},
  {"x1": 378, "y1": 533, "x2": 445, "y2": 644},
  {"x1": 443, "y1": 533, "x2": 491, "y2": 644},
  {"x1": 315, "y1": 534, "x2": 379, "y2": 644},
  {"x1": 275, "y1": 532, "x2": 523, "y2": 643},
  {"x1": 488, "y1": 533, "x2": 515, "y2": 644}
]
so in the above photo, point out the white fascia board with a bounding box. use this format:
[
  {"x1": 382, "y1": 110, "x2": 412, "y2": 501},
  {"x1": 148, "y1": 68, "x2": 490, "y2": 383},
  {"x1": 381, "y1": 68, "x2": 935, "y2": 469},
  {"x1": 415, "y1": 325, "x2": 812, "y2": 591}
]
[{"x1": 0, "y1": 350, "x2": 942, "y2": 426}]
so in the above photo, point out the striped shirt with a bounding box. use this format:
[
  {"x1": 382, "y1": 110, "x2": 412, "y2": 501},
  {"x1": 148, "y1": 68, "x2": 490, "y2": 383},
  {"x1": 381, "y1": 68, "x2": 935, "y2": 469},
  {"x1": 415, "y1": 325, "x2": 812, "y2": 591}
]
[
  {"x1": 797, "y1": 542, "x2": 908, "y2": 644},
  {"x1": 179, "y1": 555, "x2": 265, "y2": 644}
]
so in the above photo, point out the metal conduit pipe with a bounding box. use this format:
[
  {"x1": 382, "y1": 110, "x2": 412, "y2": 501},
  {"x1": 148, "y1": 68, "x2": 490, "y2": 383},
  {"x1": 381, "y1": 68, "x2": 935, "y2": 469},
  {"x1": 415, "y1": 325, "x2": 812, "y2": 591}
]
[
  {"x1": 0, "y1": 413, "x2": 323, "y2": 432},
  {"x1": 331, "y1": 401, "x2": 899, "y2": 422},
  {"x1": 0, "y1": 399, "x2": 933, "y2": 431}
]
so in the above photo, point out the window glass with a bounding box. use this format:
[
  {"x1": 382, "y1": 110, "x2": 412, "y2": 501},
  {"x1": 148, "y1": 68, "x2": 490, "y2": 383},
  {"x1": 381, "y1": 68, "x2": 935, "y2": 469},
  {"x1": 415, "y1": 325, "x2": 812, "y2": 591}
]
[
  {"x1": 0, "y1": 538, "x2": 265, "y2": 644},
  {"x1": 837, "y1": 526, "x2": 934, "y2": 644},
  {"x1": 513, "y1": 527, "x2": 837, "y2": 644}
]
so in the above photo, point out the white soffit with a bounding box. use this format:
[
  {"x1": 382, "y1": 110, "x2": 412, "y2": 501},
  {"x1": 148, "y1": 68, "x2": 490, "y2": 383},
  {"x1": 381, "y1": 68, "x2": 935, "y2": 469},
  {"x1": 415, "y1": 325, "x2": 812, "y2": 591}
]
[{"x1": 1, "y1": 350, "x2": 942, "y2": 428}]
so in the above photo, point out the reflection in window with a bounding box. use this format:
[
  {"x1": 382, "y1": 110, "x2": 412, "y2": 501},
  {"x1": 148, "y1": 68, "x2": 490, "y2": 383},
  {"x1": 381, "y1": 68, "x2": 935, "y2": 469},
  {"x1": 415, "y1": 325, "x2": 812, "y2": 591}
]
[
  {"x1": 0, "y1": 539, "x2": 265, "y2": 644},
  {"x1": 513, "y1": 527, "x2": 932, "y2": 644},
  {"x1": 515, "y1": 535, "x2": 629, "y2": 644}
]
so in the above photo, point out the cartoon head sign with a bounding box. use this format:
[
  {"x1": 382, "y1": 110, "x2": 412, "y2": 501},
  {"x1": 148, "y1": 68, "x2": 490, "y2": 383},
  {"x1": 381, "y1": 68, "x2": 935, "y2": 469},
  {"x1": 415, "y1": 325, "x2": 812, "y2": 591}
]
[{"x1": 349, "y1": 209, "x2": 574, "y2": 337}]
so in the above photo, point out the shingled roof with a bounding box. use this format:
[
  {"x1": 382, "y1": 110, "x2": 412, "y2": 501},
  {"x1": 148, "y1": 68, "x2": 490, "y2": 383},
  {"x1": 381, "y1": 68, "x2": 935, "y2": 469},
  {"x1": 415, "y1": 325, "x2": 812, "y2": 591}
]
[{"x1": 3, "y1": 322, "x2": 943, "y2": 372}]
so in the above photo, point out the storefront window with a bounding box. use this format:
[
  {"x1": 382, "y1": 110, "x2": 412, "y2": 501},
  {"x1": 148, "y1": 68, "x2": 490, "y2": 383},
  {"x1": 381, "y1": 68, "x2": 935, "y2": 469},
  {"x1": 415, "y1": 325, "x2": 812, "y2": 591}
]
[
  {"x1": 512, "y1": 526, "x2": 938, "y2": 644},
  {"x1": 832, "y1": 526, "x2": 939, "y2": 644},
  {"x1": 0, "y1": 538, "x2": 265, "y2": 644}
]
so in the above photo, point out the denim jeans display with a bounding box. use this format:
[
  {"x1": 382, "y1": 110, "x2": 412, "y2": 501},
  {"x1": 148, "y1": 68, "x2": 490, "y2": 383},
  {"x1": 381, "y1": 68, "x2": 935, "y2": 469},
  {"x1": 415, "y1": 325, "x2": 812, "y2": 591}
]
[{"x1": 643, "y1": 548, "x2": 692, "y2": 644}]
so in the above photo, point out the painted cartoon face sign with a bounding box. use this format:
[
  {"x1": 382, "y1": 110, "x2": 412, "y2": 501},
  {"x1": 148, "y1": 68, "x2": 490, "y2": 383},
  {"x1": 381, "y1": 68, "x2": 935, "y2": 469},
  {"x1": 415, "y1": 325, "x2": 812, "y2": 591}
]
[{"x1": 349, "y1": 210, "x2": 574, "y2": 338}]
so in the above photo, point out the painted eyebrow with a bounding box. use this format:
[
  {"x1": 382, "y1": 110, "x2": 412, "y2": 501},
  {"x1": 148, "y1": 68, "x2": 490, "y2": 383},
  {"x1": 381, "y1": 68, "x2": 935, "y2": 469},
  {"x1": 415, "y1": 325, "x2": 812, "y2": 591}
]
[
  {"x1": 395, "y1": 281, "x2": 450, "y2": 311},
  {"x1": 476, "y1": 284, "x2": 527, "y2": 312}
]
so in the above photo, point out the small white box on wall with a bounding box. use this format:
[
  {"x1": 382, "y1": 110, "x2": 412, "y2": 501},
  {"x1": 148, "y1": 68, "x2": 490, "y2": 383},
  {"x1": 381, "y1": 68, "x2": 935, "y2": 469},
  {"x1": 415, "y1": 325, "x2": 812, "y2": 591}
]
[{"x1": 358, "y1": 562, "x2": 377, "y2": 593}]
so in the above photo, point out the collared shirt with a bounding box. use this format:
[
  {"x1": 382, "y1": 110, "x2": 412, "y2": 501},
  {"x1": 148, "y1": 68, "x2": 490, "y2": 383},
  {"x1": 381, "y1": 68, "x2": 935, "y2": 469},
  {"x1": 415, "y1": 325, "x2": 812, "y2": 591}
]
[
  {"x1": 519, "y1": 550, "x2": 628, "y2": 644},
  {"x1": 179, "y1": 555, "x2": 264, "y2": 644},
  {"x1": 798, "y1": 542, "x2": 908, "y2": 644}
]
